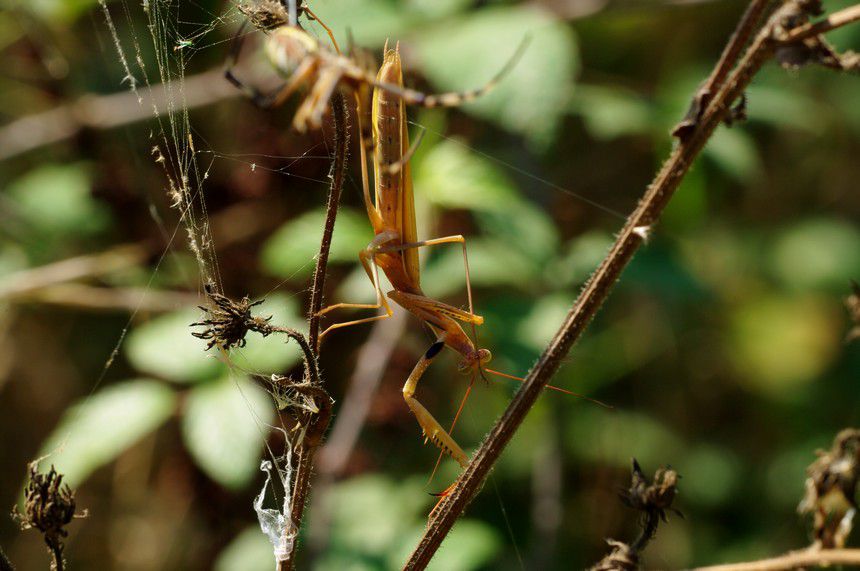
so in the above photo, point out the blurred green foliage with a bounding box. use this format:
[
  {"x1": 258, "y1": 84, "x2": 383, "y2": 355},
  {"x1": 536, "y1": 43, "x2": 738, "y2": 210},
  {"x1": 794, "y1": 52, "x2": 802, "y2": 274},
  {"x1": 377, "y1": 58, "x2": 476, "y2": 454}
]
[{"x1": 1, "y1": 0, "x2": 859, "y2": 569}]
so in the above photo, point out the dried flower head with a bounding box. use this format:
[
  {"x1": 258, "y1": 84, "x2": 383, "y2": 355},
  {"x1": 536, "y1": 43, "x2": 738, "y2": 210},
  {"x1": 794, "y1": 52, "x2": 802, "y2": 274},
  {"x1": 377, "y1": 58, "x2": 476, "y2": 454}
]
[
  {"x1": 621, "y1": 458, "x2": 681, "y2": 523},
  {"x1": 798, "y1": 428, "x2": 860, "y2": 548},
  {"x1": 191, "y1": 288, "x2": 273, "y2": 350},
  {"x1": 12, "y1": 463, "x2": 85, "y2": 570}
]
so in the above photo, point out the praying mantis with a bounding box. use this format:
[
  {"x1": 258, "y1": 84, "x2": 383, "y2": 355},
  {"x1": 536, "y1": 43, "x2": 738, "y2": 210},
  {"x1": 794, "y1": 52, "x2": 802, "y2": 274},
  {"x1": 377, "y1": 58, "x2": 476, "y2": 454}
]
[{"x1": 317, "y1": 44, "x2": 516, "y2": 468}]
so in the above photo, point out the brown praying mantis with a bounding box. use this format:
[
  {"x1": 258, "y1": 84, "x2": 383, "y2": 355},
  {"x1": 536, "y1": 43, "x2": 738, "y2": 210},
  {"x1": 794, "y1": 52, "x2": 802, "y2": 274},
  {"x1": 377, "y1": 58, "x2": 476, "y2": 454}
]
[
  {"x1": 317, "y1": 44, "x2": 485, "y2": 466},
  {"x1": 317, "y1": 43, "x2": 606, "y2": 471}
]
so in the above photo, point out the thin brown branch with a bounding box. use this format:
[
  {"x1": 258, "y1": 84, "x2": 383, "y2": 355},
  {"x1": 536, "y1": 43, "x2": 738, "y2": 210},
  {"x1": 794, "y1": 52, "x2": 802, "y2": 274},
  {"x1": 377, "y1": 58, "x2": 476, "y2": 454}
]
[
  {"x1": 0, "y1": 68, "x2": 246, "y2": 161},
  {"x1": 689, "y1": 547, "x2": 860, "y2": 571},
  {"x1": 8, "y1": 284, "x2": 196, "y2": 312},
  {"x1": 404, "y1": 2, "x2": 815, "y2": 567},
  {"x1": 0, "y1": 244, "x2": 147, "y2": 300},
  {"x1": 781, "y1": 5, "x2": 860, "y2": 43},
  {"x1": 278, "y1": 91, "x2": 350, "y2": 571},
  {"x1": 703, "y1": 0, "x2": 772, "y2": 97},
  {"x1": 307, "y1": 93, "x2": 350, "y2": 352}
]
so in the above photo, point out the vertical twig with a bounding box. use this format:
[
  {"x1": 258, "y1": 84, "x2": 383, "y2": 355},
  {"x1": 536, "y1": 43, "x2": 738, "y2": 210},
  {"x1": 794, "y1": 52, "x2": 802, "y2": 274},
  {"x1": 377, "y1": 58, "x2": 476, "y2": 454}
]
[
  {"x1": 278, "y1": 92, "x2": 350, "y2": 571},
  {"x1": 403, "y1": 2, "x2": 800, "y2": 568},
  {"x1": 307, "y1": 92, "x2": 350, "y2": 352}
]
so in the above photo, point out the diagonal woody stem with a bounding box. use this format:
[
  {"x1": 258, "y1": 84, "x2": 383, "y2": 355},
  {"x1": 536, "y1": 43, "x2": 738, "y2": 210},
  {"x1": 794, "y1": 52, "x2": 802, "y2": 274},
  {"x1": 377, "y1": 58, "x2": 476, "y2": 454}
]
[{"x1": 402, "y1": 0, "x2": 860, "y2": 567}]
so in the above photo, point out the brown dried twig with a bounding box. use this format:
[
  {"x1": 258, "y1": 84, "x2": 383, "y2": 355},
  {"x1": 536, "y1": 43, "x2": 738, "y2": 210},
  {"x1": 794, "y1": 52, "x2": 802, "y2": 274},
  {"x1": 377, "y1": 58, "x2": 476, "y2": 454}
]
[
  {"x1": 403, "y1": 2, "x2": 860, "y2": 568},
  {"x1": 689, "y1": 548, "x2": 860, "y2": 571},
  {"x1": 278, "y1": 91, "x2": 350, "y2": 571}
]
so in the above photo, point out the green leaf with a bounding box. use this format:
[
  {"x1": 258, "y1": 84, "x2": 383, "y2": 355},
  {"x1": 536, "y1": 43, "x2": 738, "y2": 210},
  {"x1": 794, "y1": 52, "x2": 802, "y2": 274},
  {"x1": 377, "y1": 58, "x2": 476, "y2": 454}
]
[
  {"x1": 412, "y1": 5, "x2": 577, "y2": 148},
  {"x1": 227, "y1": 294, "x2": 306, "y2": 374},
  {"x1": 728, "y1": 295, "x2": 841, "y2": 398},
  {"x1": 678, "y1": 446, "x2": 740, "y2": 507},
  {"x1": 414, "y1": 139, "x2": 520, "y2": 212},
  {"x1": 425, "y1": 520, "x2": 501, "y2": 571},
  {"x1": 571, "y1": 85, "x2": 656, "y2": 139},
  {"x1": 182, "y1": 375, "x2": 274, "y2": 489},
  {"x1": 324, "y1": 475, "x2": 430, "y2": 557},
  {"x1": 770, "y1": 219, "x2": 860, "y2": 292},
  {"x1": 549, "y1": 231, "x2": 613, "y2": 288},
  {"x1": 476, "y1": 200, "x2": 559, "y2": 265},
  {"x1": 6, "y1": 163, "x2": 110, "y2": 248},
  {"x1": 5, "y1": 0, "x2": 102, "y2": 24},
  {"x1": 421, "y1": 237, "x2": 537, "y2": 298},
  {"x1": 126, "y1": 308, "x2": 226, "y2": 383},
  {"x1": 744, "y1": 82, "x2": 823, "y2": 134},
  {"x1": 37, "y1": 380, "x2": 175, "y2": 487},
  {"x1": 214, "y1": 526, "x2": 275, "y2": 571},
  {"x1": 305, "y1": 0, "x2": 413, "y2": 47},
  {"x1": 565, "y1": 407, "x2": 685, "y2": 469},
  {"x1": 703, "y1": 128, "x2": 762, "y2": 183},
  {"x1": 260, "y1": 208, "x2": 373, "y2": 279}
]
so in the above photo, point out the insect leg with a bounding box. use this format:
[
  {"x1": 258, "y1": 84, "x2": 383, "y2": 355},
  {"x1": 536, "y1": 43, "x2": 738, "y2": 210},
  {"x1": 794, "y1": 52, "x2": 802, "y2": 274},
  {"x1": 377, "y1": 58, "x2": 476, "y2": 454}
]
[
  {"x1": 403, "y1": 337, "x2": 469, "y2": 468},
  {"x1": 292, "y1": 67, "x2": 343, "y2": 132},
  {"x1": 378, "y1": 234, "x2": 476, "y2": 316},
  {"x1": 364, "y1": 36, "x2": 530, "y2": 109},
  {"x1": 316, "y1": 231, "x2": 399, "y2": 344}
]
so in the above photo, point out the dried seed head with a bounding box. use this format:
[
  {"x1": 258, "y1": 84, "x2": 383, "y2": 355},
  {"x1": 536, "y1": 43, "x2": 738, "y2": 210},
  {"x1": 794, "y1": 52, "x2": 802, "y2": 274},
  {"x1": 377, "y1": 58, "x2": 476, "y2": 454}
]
[
  {"x1": 12, "y1": 463, "x2": 85, "y2": 569},
  {"x1": 798, "y1": 428, "x2": 860, "y2": 547},
  {"x1": 621, "y1": 459, "x2": 681, "y2": 523},
  {"x1": 190, "y1": 289, "x2": 273, "y2": 350}
]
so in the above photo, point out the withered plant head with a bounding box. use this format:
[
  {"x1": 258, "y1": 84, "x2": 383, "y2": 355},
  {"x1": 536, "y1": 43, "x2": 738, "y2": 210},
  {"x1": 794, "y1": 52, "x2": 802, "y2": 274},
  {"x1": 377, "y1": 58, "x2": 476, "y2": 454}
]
[
  {"x1": 621, "y1": 458, "x2": 681, "y2": 523},
  {"x1": 589, "y1": 539, "x2": 639, "y2": 571},
  {"x1": 190, "y1": 289, "x2": 273, "y2": 350},
  {"x1": 798, "y1": 428, "x2": 860, "y2": 547},
  {"x1": 12, "y1": 463, "x2": 85, "y2": 570}
]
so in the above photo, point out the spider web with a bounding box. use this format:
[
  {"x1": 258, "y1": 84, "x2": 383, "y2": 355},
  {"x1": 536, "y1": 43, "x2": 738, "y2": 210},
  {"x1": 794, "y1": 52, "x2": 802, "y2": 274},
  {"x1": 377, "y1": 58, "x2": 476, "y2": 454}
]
[{"x1": 94, "y1": 0, "x2": 330, "y2": 558}]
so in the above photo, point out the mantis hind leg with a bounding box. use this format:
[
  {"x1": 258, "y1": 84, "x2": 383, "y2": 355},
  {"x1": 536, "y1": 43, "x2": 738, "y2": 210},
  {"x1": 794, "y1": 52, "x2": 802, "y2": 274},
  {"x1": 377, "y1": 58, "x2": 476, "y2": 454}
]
[{"x1": 403, "y1": 338, "x2": 469, "y2": 468}]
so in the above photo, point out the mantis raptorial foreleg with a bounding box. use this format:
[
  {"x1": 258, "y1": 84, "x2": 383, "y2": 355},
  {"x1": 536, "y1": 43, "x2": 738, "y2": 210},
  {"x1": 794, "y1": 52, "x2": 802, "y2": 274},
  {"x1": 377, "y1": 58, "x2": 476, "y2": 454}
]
[{"x1": 402, "y1": 336, "x2": 469, "y2": 468}]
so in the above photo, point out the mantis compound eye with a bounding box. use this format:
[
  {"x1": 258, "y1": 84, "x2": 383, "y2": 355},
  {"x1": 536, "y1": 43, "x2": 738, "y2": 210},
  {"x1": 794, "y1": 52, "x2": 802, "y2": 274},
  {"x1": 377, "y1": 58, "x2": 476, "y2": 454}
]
[{"x1": 478, "y1": 349, "x2": 492, "y2": 365}]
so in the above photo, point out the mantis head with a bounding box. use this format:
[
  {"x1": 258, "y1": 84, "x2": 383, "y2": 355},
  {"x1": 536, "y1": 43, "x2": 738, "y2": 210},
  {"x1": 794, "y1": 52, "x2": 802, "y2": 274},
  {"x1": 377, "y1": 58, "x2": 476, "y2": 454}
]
[{"x1": 458, "y1": 348, "x2": 492, "y2": 375}]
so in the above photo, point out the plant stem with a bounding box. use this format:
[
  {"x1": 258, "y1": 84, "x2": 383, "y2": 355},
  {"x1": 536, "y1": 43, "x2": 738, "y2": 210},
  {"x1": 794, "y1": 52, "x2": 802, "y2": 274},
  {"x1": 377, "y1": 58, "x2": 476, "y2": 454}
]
[
  {"x1": 403, "y1": 2, "x2": 815, "y2": 567},
  {"x1": 278, "y1": 92, "x2": 350, "y2": 571},
  {"x1": 781, "y1": 4, "x2": 860, "y2": 42},
  {"x1": 688, "y1": 548, "x2": 860, "y2": 571},
  {"x1": 702, "y1": 0, "x2": 772, "y2": 98},
  {"x1": 49, "y1": 543, "x2": 63, "y2": 571},
  {"x1": 307, "y1": 93, "x2": 350, "y2": 351}
]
